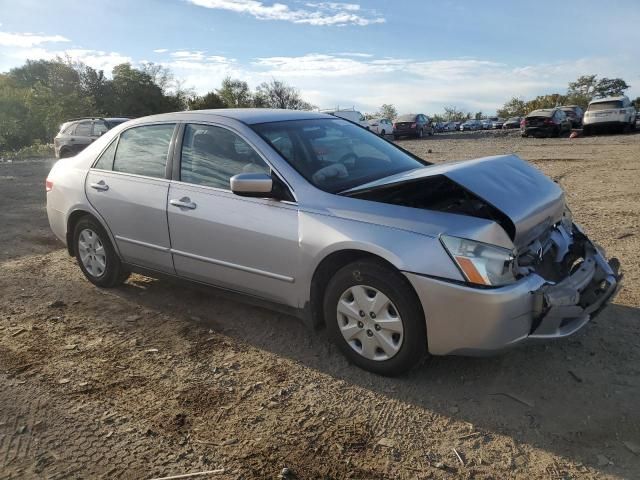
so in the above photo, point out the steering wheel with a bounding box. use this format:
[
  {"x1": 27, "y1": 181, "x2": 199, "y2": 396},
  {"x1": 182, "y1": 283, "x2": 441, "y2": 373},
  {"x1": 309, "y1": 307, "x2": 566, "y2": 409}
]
[{"x1": 338, "y1": 152, "x2": 358, "y2": 169}]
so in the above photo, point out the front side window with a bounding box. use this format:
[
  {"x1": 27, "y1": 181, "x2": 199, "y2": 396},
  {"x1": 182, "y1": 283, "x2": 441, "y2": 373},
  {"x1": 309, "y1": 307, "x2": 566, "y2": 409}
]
[
  {"x1": 253, "y1": 118, "x2": 427, "y2": 193},
  {"x1": 112, "y1": 124, "x2": 175, "y2": 178},
  {"x1": 93, "y1": 121, "x2": 108, "y2": 136},
  {"x1": 180, "y1": 124, "x2": 269, "y2": 189},
  {"x1": 74, "y1": 121, "x2": 92, "y2": 136}
]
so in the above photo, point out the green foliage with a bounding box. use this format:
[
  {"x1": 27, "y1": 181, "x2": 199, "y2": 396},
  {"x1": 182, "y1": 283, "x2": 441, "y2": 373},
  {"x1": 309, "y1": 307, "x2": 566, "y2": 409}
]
[
  {"x1": 0, "y1": 57, "x2": 314, "y2": 153},
  {"x1": 254, "y1": 79, "x2": 315, "y2": 110},
  {"x1": 498, "y1": 74, "x2": 632, "y2": 118},
  {"x1": 188, "y1": 91, "x2": 226, "y2": 110},
  {"x1": 217, "y1": 77, "x2": 253, "y2": 108},
  {"x1": 442, "y1": 106, "x2": 471, "y2": 122},
  {"x1": 377, "y1": 104, "x2": 398, "y2": 121},
  {"x1": 496, "y1": 97, "x2": 526, "y2": 118}
]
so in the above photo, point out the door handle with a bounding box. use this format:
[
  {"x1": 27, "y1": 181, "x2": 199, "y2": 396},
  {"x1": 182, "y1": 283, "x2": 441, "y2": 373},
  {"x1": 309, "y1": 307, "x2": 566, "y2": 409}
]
[
  {"x1": 170, "y1": 197, "x2": 197, "y2": 210},
  {"x1": 90, "y1": 180, "x2": 109, "y2": 191}
]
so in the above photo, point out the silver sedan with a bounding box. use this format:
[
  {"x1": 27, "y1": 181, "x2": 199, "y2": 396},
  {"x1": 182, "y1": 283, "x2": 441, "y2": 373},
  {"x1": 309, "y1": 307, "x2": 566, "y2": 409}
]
[{"x1": 45, "y1": 109, "x2": 621, "y2": 375}]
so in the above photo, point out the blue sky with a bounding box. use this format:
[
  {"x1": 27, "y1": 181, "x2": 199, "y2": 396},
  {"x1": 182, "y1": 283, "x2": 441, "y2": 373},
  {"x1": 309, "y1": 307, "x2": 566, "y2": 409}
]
[{"x1": 1, "y1": 0, "x2": 639, "y2": 114}]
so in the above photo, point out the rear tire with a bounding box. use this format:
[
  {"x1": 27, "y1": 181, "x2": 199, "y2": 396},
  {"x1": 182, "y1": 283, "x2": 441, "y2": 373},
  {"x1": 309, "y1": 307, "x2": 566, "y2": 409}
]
[
  {"x1": 323, "y1": 259, "x2": 428, "y2": 376},
  {"x1": 417, "y1": 128, "x2": 424, "y2": 139},
  {"x1": 73, "y1": 216, "x2": 130, "y2": 288}
]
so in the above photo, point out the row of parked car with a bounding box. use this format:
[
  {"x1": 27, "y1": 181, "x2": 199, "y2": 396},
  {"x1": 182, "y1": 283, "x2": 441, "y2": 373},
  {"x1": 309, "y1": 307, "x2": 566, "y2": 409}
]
[
  {"x1": 522, "y1": 96, "x2": 637, "y2": 137},
  {"x1": 54, "y1": 96, "x2": 638, "y2": 159}
]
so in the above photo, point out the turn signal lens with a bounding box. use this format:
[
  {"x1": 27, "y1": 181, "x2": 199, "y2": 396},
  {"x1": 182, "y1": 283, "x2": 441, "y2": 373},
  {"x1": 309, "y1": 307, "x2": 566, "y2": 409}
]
[
  {"x1": 440, "y1": 235, "x2": 517, "y2": 286},
  {"x1": 45, "y1": 179, "x2": 53, "y2": 192}
]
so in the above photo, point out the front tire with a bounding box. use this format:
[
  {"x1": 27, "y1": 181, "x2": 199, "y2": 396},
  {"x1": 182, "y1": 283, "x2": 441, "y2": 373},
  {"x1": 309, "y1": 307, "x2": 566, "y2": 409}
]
[
  {"x1": 323, "y1": 260, "x2": 428, "y2": 376},
  {"x1": 73, "y1": 216, "x2": 129, "y2": 288}
]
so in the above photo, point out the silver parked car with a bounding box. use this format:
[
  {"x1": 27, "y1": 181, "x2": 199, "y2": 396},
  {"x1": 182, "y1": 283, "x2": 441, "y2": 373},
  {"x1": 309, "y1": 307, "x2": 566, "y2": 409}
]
[{"x1": 46, "y1": 109, "x2": 621, "y2": 376}]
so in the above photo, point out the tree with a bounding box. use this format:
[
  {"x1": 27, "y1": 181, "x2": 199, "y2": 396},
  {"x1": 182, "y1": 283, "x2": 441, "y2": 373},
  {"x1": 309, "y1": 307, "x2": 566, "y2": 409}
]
[
  {"x1": 567, "y1": 75, "x2": 630, "y2": 106},
  {"x1": 254, "y1": 79, "x2": 314, "y2": 110},
  {"x1": 594, "y1": 77, "x2": 629, "y2": 98},
  {"x1": 110, "y1": 63, "x2": 170, "y2": 116},
  {"x1": 496, "y1": 97, "x2": 526, "y2": 118},
  {"x1": 188, "y1": 91, "x2": 227, "y2": 110},
  {"x1": 474, "y1": 111, "x2": 483, "y2": 120},
  {"x1": 377, "y1": 103, "x2": 397, "y2": 120},
  {"x1": 443, "y1": 105, "x2": 470, "y2": 122},
  {"x1": 217, "y1": 77, "x2": 253, "y2": 108}
]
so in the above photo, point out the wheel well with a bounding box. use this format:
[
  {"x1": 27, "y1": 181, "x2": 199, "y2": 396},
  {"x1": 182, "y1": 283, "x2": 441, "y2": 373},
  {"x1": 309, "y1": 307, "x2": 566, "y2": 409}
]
[
  {"x1": 66, "y1": 210, "x2": 93, "y2": 256},
  {"x1": 308, "y1": 250, "x2": 399, "y2": 329}
]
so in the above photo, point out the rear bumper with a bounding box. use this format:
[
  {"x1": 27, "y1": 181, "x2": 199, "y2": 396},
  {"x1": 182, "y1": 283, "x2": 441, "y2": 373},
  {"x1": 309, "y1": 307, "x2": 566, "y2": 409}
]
[
  {"x1": 583, "y1": 120, "x2": 628, "y2": 128},
  {"x1": 524, "y1": 125, "x2": 555, "y2": 136},
  {"x1": 404, "y1": 230, "x2": 621, "y2": 356}
]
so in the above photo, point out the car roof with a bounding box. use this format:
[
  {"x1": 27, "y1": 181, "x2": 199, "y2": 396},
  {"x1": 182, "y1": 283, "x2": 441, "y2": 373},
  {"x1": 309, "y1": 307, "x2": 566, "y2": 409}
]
[{"x1": 126, "y1": 109, "x2": 335, "y2": 126}]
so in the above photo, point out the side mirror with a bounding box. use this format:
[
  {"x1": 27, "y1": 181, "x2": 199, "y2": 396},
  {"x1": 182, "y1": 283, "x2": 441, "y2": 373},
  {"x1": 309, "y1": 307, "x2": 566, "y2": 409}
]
[{"x1": 230, "y1": 173, "x2": 273, "y2": 198}]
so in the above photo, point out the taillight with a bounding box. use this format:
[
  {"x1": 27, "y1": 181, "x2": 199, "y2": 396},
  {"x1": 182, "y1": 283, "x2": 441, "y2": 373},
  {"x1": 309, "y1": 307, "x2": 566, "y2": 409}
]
[
  {"x1": 45, "y1": 179, "x2": 53, "y2": 192},
  {"x1": 410, "y1": 123, "x2": 417, "y2": 128},
  {"x1": 392, "y1": 123, "x2": 396, "y2": 129},
  {"x1": 544, "y1": 118, "x2": 555, "y2": 125}
]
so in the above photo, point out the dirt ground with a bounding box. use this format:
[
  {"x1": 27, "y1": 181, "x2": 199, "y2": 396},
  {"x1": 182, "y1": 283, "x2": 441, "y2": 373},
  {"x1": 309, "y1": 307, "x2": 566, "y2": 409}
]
[{"x1": 1, "y1": 130, "x2": 639, "y2": 480}]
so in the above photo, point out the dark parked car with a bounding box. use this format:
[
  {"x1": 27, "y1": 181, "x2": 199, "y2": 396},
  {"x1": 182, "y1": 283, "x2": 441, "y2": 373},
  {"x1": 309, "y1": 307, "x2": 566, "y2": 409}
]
[
  {"x1": 560, "y1": 105, "x2": 584, "y2": 128},
  {"x1": 502, "y1": 117, "x2": 522, "y2": 129},
  {"x1": 522, "y1": 108, "x2": 572, "y2": 138},
  {"x1": 54, "y1": 117, "x2": 130, "y2": 158},
  {"x1": 393, "y1": 113, "x2": 434, "y2": 139}
]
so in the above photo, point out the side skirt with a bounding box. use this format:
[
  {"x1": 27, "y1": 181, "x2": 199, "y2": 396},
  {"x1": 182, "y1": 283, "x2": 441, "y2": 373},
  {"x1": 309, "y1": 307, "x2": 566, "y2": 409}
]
[{"x1": 122, "y1": 262, "x2": 312, "y2": 327}]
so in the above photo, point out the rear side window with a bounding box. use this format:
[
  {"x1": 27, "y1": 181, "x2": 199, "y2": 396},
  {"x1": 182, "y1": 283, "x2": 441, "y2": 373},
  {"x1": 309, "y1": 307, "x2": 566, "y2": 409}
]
[
  {"x1": 93, "y1": 121, "x2": 109, "y2": 136},
  {"x1": 112, "y1": 124, "x2": 175, "y2": 178},
  {"x1": 93, "y1": 139, "x2": 118, "y2": 170},
  {"x1": 589, "y1": 101, "x2": 623, "y2": 111},
  {"x1": 180, "y1": 124, "x2": 269, "y2": 189},
  {"x1": 74, "y1": 121, "x2": 92, "y2": 136}
]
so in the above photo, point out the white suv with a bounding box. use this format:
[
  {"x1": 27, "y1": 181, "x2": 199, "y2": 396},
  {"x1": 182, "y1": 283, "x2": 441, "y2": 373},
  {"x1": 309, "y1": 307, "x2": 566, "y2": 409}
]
[
  {"x1": 324, "y1": 109, "x2": 369, "y2": 129},
  {"x1": 583, "y1": 96, "x2": 636, "y2": 135}
]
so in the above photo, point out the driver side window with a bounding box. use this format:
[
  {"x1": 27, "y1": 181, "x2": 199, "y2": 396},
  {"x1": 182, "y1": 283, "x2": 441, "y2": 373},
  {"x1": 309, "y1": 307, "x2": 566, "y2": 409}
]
[{"x1": 180, "y1": 124, "x2": 270, "y2": 190}]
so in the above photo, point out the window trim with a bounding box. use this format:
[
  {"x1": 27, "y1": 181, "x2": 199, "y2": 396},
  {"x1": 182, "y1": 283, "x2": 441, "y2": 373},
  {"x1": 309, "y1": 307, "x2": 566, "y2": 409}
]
[{"x1": 174, "y1": 121, "x2": 297, "y2": 202}]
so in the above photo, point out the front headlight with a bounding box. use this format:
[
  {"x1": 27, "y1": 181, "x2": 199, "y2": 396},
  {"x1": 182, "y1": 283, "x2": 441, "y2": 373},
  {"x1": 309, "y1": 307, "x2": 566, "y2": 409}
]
[{"x1": 440, "y1": 235, "x2": 517, "y2": 287}]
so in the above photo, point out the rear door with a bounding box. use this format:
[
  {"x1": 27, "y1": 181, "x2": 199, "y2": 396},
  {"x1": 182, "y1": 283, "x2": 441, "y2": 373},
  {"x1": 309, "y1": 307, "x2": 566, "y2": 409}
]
[
  {"x1": 85, "y1": 123, "x2": 177, "y2": 273},
  {"x1": 167, "y1": 122, "x2": 299, "y2": 306},
  {"x1": 72, "y1": 121, "x2": 94, "y2": 153}
]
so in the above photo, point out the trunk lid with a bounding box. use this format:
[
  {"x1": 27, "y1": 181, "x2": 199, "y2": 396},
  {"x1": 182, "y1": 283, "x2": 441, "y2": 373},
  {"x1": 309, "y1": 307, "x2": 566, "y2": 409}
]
[{"x1": 344, "y1": 154, "x2": 565, "y2": 248}]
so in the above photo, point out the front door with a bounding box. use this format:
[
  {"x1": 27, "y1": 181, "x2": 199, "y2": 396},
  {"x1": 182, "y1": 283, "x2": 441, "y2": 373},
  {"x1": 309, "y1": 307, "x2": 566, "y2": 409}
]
[
  {"x1": 85, "y1": 123, "x2": 177, "y2": 273},
  {"x1": 167, "y1": 123, "x2": 299, "y2": 306}
]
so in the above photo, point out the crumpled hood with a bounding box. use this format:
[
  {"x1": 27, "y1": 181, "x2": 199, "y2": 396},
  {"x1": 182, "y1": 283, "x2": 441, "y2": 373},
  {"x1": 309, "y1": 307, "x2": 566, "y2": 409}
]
[{"x1": 345, "y1": 154, "x2": 565, "y2": 248}]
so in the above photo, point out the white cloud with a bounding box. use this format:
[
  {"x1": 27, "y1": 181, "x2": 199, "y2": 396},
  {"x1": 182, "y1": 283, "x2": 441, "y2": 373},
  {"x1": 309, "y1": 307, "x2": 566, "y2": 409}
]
[
  {"x1": 187, "y1": 0, "x2": 384, "y2": 26},
  {"x1": 0, "y1": 46, "x2": 131, "y2": 73},
  {"x1": 0, "y1": 31, "x2": 69, "y2": 47},
  {"x1": 246, "y1": 53, "x2": 640, "y2": 114},
  {"x1": 153, "y1": 48, "x2": 169, "y2": 53},
  {"x1": 170, "y1": 50, "x2": 207, "y2": 61}
]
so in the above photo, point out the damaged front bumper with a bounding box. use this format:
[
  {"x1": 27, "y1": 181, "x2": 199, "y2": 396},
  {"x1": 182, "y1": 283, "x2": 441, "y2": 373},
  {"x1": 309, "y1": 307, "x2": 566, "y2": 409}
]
[{"x1": 403, "y1": 226, "x2": 621, "y2": 356}]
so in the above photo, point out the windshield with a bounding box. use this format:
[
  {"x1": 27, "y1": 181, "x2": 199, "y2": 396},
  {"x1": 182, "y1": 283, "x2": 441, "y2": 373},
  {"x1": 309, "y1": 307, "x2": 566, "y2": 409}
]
[
  {"x1": 252, "y1": 118, "x2": 427, "y2": 193},
  {"x1": 588, "y1": 101, "x2": 623, "y2": 111},
  {"x1": 397, "y1": 114, "x2": 416, "y2": 122}
]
